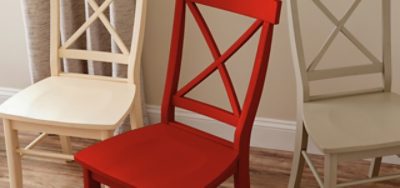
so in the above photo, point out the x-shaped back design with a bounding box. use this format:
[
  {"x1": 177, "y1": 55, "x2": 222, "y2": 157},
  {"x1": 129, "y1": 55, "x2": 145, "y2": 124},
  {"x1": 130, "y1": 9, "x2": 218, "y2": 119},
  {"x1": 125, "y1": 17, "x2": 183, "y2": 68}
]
[
  {"x1": 60, "y1": 0, "x2": 129, "y2": 55},
  {"x1": 176, "y1": 1, "x2": 263, "y2": 116},
  {"x1": 308, "y1": 0, "x2": 381, "y2": 72}
]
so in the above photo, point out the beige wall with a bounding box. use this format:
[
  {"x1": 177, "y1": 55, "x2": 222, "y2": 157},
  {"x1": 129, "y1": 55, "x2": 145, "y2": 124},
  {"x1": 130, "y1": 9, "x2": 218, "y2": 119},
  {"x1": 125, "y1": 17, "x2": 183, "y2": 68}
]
[
  {"x1": 142, "y1": 0, "x2": 400, "y2": 121},
  {"x1": 2, "y1": 1, "x2": 400, "y2": 122},
  {"x1": 0, "y1": 1, "x2": 31, "y2": 89}
]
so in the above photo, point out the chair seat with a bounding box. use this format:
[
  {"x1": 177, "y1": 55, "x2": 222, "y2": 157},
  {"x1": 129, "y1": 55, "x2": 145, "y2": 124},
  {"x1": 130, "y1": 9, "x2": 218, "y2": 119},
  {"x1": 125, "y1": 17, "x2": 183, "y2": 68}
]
[
  {"x1": 0, "y1": 76, "x2": 135, "y2": 129},
  {"x1": 304, "y1": 92, "x2": 400, "y2": 153},
  {"x1": 75, "y1": 123, "x2": 238, "y2": 188}
]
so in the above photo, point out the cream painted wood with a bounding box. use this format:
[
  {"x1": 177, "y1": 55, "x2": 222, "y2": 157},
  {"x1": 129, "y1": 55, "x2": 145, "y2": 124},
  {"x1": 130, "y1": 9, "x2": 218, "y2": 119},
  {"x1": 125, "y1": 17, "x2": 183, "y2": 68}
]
[
  {"x1": 49, "y1": 0, "x2": 61, "y2": 76},
  {"x1": 59, "y1": 72, "x2": 128, "y2": 83},
  {"x1": 60, "y1": 0, "x2": 114, "y2": 51},
  {"x1": 60, "y1": 135, "x2": 72, "y2": 155},
  {"x1": 3, "y1": 120, "x2": 22, "y2": 188},
  {"x1": 303, "y1": 92, "x2": 400, "y2": 154},
  {"x1": 0, "y1": 77, "x2": 135, "y2": 129},
  {"x1": 127, "y1": 0, "x2": 148, "y2": 127},
  {"x1": 58, "y1": 49, "x2": 130, "y2": 64},
  {"x1": 288, "y1": 123, "x2": 309, "y2": 188},
  {"x1": 324, "y1": 155, "x2": 338, "y2": 188},
  {"x1": 86, "y1": 0, "x2": 130, "y2": 55},
  {"x1": 382, "y1": 0, "x2": 392, "y2": 92},
  {"x1": 287, "y1": 0, "x2": 397, "y2": 187},
  {"x1": 302, "y1": 151, "x2": 323, "y2": 187},
  {"x1": 24, "y1": 133, "x2": 47, "y2": 150},
  {"x1": 0, "y1": 0, "x2": 147, "y2": 187},
  {"x1": 307, "y1": 0, "x2": 361, "y2": 72},
  {"x1": 369, "y1": 157, "x2": 382, "y2": 178}
]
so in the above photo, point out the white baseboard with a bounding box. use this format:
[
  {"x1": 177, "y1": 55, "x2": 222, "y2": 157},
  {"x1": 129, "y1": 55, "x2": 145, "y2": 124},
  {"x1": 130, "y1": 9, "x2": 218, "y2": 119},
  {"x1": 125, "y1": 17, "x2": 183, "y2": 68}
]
[
  {"x1": 1, "y1": 87, "x2": 399, "y2": 164},
  {"x1": 0, "y1": 87, "x2": 20, "y2": 104},
  {"x1": 147, "y1": 105, "x2": 298, "y2": 150}
]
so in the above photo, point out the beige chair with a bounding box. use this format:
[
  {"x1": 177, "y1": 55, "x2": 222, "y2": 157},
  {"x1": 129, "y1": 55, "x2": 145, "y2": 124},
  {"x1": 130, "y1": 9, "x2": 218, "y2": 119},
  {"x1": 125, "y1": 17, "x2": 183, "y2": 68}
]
[
  {"x1": 0, "y1": 0, "x2": 147, "y2": 187},
  {"x1": 287, "y1": 0, "x2": 400, "y2": 187}
]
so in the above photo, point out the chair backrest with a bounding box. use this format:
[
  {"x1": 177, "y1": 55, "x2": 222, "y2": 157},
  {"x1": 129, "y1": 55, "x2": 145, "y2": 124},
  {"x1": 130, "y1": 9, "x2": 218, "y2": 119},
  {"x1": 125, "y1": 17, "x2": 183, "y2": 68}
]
[
  {"x1": 161, "y1": 0, "x2": 282, "y2": 149},
  {"x1": 287, "y1": 0, "x2": 392, "y2": 102},
  {"x1": 49, "y1": 0, "x2": 147, "y2": 84}
]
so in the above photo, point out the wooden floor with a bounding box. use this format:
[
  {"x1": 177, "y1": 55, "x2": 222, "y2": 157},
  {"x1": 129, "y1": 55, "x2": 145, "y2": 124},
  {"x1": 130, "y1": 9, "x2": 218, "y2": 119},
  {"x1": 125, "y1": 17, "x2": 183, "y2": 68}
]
[{"x1": 1, "y1": 128, "x2": 400, "y2": 187}]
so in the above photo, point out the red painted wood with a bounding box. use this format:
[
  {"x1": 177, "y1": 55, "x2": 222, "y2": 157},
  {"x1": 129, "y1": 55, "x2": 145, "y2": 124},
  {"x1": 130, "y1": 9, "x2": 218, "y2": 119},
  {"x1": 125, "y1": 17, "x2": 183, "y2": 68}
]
[
  {"x1": 187, "y1": 1, "x2": 221, "y2": 59},
  {"x1": 75, "y1": 0, "x2": 281, "y2": 187},
  {"x1": 161, "y1": 0, "x2": 187, "y2": 124},
  {"x1": 189, "y1": 0, "x2": 282, "y2": 23},
  {"x1": 176, "y1": 20, "x2": 263, "y2": 98},
  {"x1": 174, "y1": 96, "x2": 239, "y2": 126},
  {"x1": 83, "y1": 169, "x2": 100, "y2": 188},
  {"x1": 186, "y1": 1, "x2": 241, "y2": 115}
]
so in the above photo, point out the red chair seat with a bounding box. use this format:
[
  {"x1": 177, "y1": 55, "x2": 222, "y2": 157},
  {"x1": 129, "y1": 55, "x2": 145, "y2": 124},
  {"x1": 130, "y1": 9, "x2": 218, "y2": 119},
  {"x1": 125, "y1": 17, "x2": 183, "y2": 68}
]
[{"x1": 75, "y1": 123, "x2": 238, "y2": 188}]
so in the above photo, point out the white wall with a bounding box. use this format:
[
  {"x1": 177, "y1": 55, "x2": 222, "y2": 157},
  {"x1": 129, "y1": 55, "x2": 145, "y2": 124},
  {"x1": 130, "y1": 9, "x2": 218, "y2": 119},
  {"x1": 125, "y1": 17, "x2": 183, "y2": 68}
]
[{"x1": 0, "y1": 1, "x2": 31, "y2": 89}]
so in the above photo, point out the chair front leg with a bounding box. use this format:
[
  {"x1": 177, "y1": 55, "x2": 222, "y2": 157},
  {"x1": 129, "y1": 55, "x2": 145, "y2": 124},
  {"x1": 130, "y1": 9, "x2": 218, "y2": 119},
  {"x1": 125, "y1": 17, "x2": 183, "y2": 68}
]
[
  {"x1": 368, "y1": 157, "x2": 382, "y2": 178},
  {"x1": 3, "y1": 119, "x2": 23, "y2": 188},
  {"x1": 324, "y1": 154, "x2": 338, "y2": 188},
  {"x1": 83, "y1": 169, "x2": 101, "y2": 188},
  {"x1": 288, "y1": 122, "x2": 309, "y2": 188}
]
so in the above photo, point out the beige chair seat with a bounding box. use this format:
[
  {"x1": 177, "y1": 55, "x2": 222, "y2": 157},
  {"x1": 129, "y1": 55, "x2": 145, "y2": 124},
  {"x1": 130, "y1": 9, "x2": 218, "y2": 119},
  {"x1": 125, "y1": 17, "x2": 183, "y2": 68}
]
[
  {"x1": 0, "y1": 76, "x2": 135, "y2": 129},
  {"x1": 304, "y1": 92, "x2": 400, "y2": 154}
]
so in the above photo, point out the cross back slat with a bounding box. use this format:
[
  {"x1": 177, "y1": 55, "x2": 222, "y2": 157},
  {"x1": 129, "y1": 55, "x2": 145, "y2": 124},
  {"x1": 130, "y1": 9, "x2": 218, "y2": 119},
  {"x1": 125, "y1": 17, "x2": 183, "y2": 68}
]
[
  {"x1": 162, "y1": 0, "x2": 281, "y2": 128},
  {"x1": 49, "y1": 0, "x2": 147, "y2": 84},
  {"x1": 288, "y1": 0, "x2": 392, "y2": 101}
]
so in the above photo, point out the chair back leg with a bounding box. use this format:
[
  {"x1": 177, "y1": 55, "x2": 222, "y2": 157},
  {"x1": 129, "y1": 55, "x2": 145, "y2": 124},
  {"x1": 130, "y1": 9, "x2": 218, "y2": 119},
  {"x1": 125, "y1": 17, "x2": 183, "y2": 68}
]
[
  {"x1": 234, "y1": 150, "x2": 251, "y2": 188},
  {"x1": 130, "y1": 88, "x2": 144, "y2": 130},
  {"x1": 60, "y1": 135, "x2": 72, "y2": 156},
  {"x1": 368, "y1": 157, "x2": 382, "y2": 177}
]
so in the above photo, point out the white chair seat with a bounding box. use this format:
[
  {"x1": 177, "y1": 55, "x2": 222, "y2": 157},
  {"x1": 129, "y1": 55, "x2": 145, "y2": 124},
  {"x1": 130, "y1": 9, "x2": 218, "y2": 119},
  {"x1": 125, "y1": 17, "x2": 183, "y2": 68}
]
[
  {"x1": 0, "y1": 76, "x2": 135, "y2": 129},
  {"x1": 304, "y1": 92, "x2": 400, "y2": 153}
]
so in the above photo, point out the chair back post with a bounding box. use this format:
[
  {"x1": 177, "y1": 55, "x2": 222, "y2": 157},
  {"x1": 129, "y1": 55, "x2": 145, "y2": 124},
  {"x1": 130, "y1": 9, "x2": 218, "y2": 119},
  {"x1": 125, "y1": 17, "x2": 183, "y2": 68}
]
[
  {"x1": 233, "y1": 23, "x2": 275, "y2": 151},
  {"x1": 161, "y1": 0, "x2": 186, "y2": 123},
  {"x1": 287, "y1": 0, "x2": 310, "y2": 102},
  {"x1": 127, "y1": 0, "x2": 148, "y2": 85},
  {"x1": 287, "y1": 0, "x2": 392, "y2": 103},
  {"x1": 50, "y1": 0, "x2": 61, "y2": 76},
  {"x1": 382, "y1": 0, "x2": 391, "y2": 92}
]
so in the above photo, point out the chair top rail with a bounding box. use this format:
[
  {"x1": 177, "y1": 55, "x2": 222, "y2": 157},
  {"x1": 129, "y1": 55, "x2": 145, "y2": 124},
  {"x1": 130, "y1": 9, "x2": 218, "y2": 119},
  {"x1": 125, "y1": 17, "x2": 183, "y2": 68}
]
[{"x1": 189, "y1": 0, "x2": 281, "y2": 24}]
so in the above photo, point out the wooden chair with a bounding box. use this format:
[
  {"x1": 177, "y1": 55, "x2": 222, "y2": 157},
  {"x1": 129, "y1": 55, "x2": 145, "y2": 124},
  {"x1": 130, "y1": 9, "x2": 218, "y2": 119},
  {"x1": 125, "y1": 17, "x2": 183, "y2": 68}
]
[
  {"x1": 0, "y1": 0, "x2": 147, "y2": 187},
  {"x1": 287, "y1": 0, "x2": 400, "y2": 187},
  {"x1": 74, "y1": 0, "x2": 282, "y2": 187}
]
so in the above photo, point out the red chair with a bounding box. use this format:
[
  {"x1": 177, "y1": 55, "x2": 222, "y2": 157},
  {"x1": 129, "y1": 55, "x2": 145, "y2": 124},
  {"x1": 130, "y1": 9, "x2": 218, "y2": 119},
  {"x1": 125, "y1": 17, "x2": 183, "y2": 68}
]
[{"x1": 75, "y1": 0, "x2": 282, "y2": 187}]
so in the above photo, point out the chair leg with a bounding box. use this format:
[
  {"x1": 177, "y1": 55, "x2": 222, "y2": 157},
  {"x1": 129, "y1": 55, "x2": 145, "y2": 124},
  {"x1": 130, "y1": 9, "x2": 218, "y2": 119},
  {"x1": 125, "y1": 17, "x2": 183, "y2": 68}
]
[
  {"x1": 60, "y1": 136, "x2": 72, "y2": 155},
  {"x1": 234, "y1": 154, "x2": 250, "y2": 188},
  {"x1": 83, "y1": 169, "x2": 101, "y2": 188},
  {"x1": 288, "y1": 122, "x2": 309, "y2": 188},
  {"x1": 368, "y1": 157, "x2": 382, "y2": 178},
  {"x1": 324, "y1": 154, "x2": 338, "y2": 188},
  {"x1": 3, "y1": 119, "x2": 23, "y2": 188},
  {"x1": 130, "y1": 89, "x2": 144, "y2": 130}
]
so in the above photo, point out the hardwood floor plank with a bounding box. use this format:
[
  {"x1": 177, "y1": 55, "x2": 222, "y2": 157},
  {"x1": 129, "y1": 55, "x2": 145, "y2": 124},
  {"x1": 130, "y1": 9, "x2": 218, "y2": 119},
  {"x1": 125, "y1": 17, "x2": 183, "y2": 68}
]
[{"x1": 1, "y1": 125, "x2": 400, "y2": 187}]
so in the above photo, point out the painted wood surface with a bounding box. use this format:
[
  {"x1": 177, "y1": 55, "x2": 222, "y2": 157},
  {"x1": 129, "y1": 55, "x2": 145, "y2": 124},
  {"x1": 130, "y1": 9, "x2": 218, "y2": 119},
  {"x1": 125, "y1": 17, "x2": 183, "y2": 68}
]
[{"x1": 1, "y1": 129, "x2": 400, "y2": 188}]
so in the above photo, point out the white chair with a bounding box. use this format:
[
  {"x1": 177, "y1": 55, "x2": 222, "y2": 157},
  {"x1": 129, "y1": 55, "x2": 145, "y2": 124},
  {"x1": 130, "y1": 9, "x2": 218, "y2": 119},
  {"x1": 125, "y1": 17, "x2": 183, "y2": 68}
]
[
  {"x1": 0, "y1": 0, "x2": 147, "y2": 187},
  {"x1": 287, "y1": 0, "x2": 400, "y2": 187}
]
